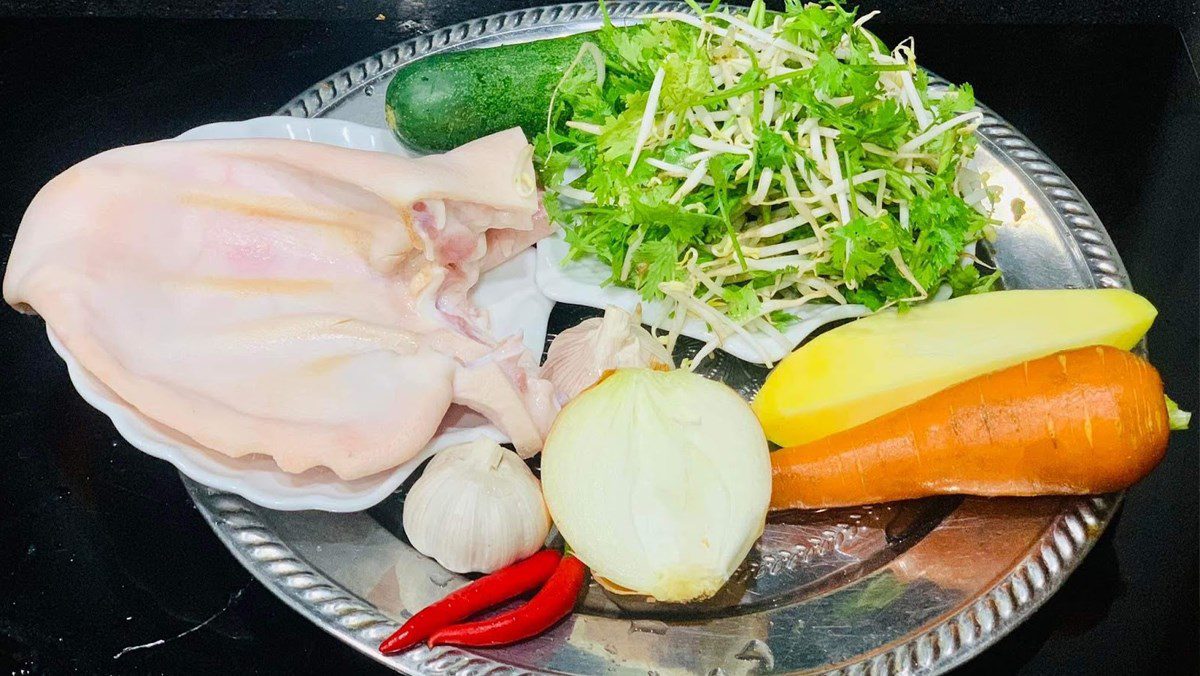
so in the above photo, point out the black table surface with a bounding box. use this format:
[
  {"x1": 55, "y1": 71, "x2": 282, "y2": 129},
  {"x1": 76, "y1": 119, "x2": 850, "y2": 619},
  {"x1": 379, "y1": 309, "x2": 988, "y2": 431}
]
[{"x1": 1, "y1": 4, "x2": 1197, "y2": 675}]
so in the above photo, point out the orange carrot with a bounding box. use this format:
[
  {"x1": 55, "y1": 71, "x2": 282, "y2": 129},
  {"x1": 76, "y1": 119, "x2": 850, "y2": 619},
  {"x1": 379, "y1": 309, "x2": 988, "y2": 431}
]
[{"x1": 770, "y1": 345, "x2": 1171, "y2": 511}]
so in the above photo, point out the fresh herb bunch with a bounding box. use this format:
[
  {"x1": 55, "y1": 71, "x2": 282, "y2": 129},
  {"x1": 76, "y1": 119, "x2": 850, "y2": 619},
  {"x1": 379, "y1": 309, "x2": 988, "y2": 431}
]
[{"x1": 534, "y1": 0, "x2": 998, "y2": 360}]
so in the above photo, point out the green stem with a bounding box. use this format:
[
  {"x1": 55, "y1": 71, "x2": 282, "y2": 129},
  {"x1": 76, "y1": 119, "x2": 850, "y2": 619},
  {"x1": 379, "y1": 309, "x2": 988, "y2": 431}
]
[
  {"x1": 699, "y1": 68, "x2": 810, "y2": 107},
  {"x1": 1166, "y1": 395, "x2": 1191, "y2": 431}
]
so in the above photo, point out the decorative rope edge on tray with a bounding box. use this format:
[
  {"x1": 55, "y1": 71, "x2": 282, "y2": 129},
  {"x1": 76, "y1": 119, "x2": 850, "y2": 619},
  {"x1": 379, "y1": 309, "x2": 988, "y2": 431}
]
[{"x1": 190, "y1": 3, "x2": 1129, "y2": 674}]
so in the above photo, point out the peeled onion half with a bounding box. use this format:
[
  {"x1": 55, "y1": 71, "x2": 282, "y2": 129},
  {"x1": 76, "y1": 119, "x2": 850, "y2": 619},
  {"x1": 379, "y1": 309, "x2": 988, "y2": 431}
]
[{"x1": 540, "y1": 368, "x2": 771, "y2": 602}]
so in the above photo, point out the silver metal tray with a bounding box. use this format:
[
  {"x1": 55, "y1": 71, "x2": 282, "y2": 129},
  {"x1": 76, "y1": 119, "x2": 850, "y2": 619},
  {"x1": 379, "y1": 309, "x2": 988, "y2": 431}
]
[{"x1": 184, "y1": 3, "x2": 1133, "y2": 673}]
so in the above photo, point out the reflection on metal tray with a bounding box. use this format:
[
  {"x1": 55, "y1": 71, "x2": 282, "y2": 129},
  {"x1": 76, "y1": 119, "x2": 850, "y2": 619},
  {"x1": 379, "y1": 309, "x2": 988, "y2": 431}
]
[{"x1": 184, "y1": 2, "x2": 1132, "y2": 674}]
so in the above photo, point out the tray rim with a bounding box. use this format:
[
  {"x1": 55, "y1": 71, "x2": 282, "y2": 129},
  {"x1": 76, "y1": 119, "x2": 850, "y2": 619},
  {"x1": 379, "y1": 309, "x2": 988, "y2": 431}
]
[{"x1": 189, "y1": 2, "x2": 1132, "y2": 674}]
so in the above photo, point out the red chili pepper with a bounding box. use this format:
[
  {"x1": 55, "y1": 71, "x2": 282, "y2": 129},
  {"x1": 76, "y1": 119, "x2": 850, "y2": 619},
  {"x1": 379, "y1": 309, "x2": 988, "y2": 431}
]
[
  {"x1": 378, "y1": 549, "x2": 561, "y2": 655},
  {"x1": 427, "y1": 554, "x2": 587, "y2": 648}
]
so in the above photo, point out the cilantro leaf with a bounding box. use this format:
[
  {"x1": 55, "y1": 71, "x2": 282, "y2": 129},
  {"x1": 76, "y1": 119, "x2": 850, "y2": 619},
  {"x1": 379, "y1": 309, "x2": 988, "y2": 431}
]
[
  {"x1": 948, "y1": 263, "x2": 1001, "y2": 296},
  {"x1": 631, "y1": 199, "x2": 719, "y2": 243},
  {"x1": 768, "y1": 309, "x2": 802, "y2": 328},
  {"x1": 936, "y1": 83, "x2": 976, "y2": 120},
  {"x1": 660, "y1": 52, "x2": 712, "y2": 111},
  {"x1": 754, "y1": 124, "x2": 789, "y2": 171},
  {"x1": 722, "y1": 284, "x2": 763, "y2": 321},
  {"x1": 811, "y1": 52, "x2": 846, "y2": 96},
  {"x1": 826, "y1": 215, "x2": 900, "y2": 285},
  {"x1": 596, "y1": 97, "x2": 646, "y2": 163},
  {"x1": 858, "y1": 99, "x2": 911, "y2": 148},
  {"x1": 632, "y1": 239, "x2": 681, "y2": 299}
]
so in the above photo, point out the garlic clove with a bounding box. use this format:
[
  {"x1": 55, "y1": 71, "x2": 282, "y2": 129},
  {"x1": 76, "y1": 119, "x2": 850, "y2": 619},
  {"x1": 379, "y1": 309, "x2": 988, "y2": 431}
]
[
  {"x1": 541, "y1": 306, "x2": 673, "y2": 402},
  {"x1": 403, "y1": 438, "x2": 551, "y2": 574}
]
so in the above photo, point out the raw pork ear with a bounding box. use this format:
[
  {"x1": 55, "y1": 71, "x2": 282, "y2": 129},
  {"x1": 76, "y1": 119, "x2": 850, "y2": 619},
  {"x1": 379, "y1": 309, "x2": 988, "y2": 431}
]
[{"x1": 4, "y1": 129, "x2": 557, "y2": 480}]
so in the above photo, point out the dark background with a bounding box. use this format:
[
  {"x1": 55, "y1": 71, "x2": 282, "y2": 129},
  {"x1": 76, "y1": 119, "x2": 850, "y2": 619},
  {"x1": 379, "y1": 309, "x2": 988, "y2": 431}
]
[{"x1": 1, "y1": 1, "x2": 1197, "y2": 674}]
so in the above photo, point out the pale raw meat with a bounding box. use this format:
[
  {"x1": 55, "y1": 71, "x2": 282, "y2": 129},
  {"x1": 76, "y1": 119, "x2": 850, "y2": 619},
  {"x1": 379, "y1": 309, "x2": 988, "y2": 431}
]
[{"x1": 4, "y1": 129, "x2": 557, "y2": 480}]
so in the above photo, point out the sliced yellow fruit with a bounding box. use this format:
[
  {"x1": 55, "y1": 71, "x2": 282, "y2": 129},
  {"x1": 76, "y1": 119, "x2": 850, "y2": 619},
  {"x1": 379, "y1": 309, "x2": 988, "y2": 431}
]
[{"x1": 752, "y1": 289, "x2": 1157, "y2": 447}]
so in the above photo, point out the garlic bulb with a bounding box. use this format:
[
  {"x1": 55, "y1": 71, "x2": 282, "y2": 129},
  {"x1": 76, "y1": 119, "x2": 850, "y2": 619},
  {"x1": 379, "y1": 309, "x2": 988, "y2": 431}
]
[
  {"x1": 540, "y1": 368, "x2": 770, "y2": 602},
  {"x1": 541, "y1": 306, "x2": 673, "y2": 402},
  {"x1": 403, "y1": 438, "x2": 551, "y2": 574}
]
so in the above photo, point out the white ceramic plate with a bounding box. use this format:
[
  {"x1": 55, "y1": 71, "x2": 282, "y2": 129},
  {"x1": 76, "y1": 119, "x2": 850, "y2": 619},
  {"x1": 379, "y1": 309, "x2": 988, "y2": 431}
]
[
  {"x1": 533, "y1": 149, "x2": 990, "y2": 365},
  {"x1": 51, "y1": 116, "x2": 554, "y2": 512}
]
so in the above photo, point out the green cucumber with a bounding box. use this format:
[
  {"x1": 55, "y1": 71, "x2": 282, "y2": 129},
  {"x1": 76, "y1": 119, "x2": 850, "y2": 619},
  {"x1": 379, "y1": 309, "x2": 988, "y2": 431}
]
[{"x1": 385, "y1": 32, "x2": 600, "y2": 153}]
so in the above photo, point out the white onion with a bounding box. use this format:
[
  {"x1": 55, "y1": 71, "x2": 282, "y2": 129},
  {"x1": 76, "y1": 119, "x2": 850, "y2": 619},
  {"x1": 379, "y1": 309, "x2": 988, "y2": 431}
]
[{"x1": 540, "y1": 368, "x2": 770, "y2": 602}]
